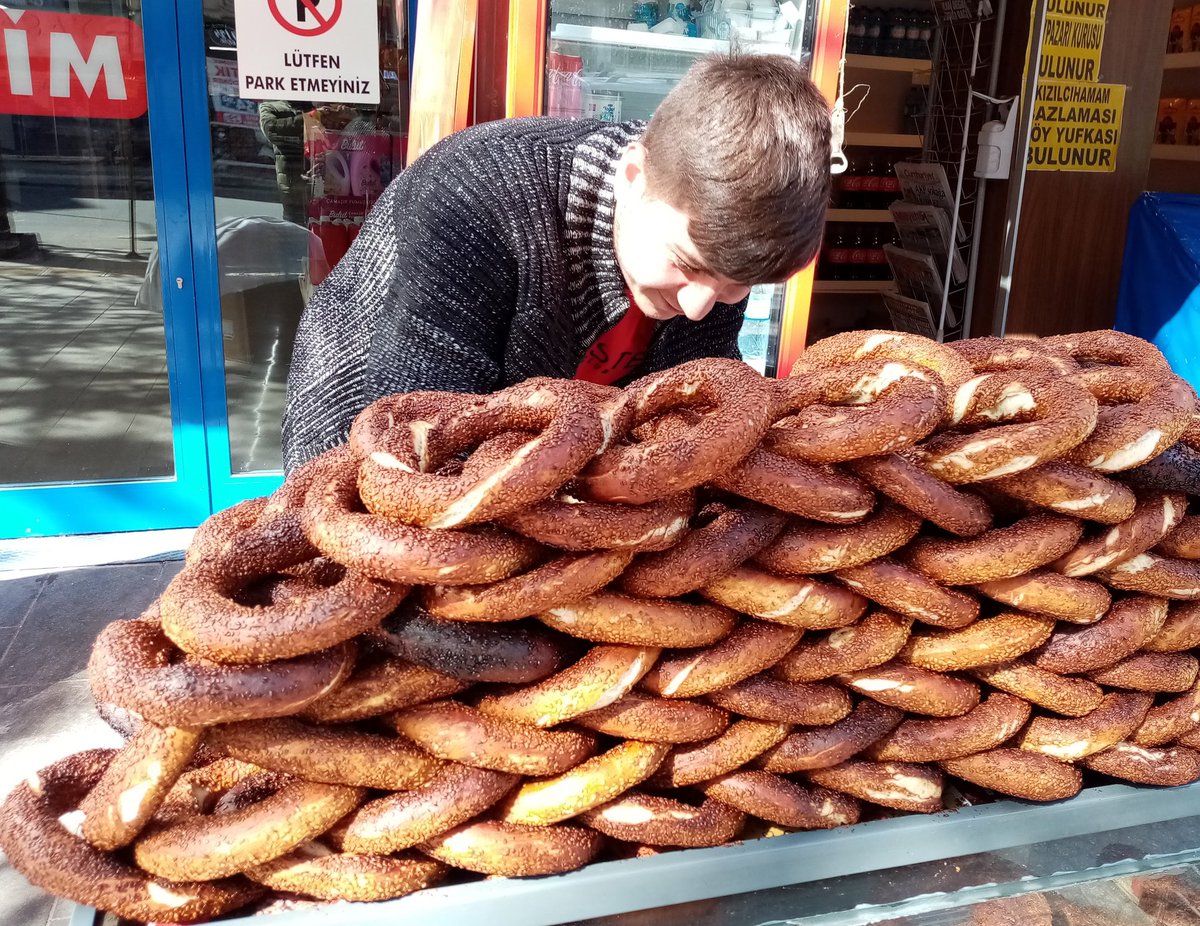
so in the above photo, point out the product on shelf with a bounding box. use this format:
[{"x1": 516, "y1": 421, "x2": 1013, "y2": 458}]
[
  {"x1": 818, "y1": 222, "x2": 898, "y2": 281},
  {"x1": 1158, "y1": 98, "x2": 1188, "y2": 145},
  {"x1": 6, "y1": 334, "x2": 1200, "y2": 923},
  {"x1": 1169, "y1": 5, "x2": 1191, "y2": 53},
  {"x1": 847, "y1": 6, "x2": 935, "y2": 58}
]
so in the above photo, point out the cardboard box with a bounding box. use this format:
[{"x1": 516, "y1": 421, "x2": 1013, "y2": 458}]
[
  {"x1": 1157, "y1": 98, "x2": 1187, "y2": 145},
  {"x1": 1169, "y1": 7, "x2": 1190, "y2": 52}
]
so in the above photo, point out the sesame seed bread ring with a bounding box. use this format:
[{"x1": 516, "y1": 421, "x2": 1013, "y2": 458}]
[
  {"x1": 795, "y1": 329, "x2": 974, "y2": 419},
  {"x1": 244, "y1": 845, "x2": 446, "y2": 902},
  {"x1": 639, "y1": 621, "x2": 802, "y2": 699},
  {"x1": 806, "y1": 760, "x2": 944, "y2": 813},
  {"x1": 202, "y1": 718, "x2": 439, "y2": 790},
  {"x1": 348, "y1": 392, "x2": 471, "y2": 458},
  {"x1": 701, "y1": 772, "x2": 861, "y2": 829},
  {"x1": 388, "y1": 700, "x2": 597, "y2": 776},
  {"x1": 767, "y1": 359, "x2": 944, "y2": 462},
  {"x1": 580, "y1": 792, "x2": 745, "y2": 846},
  {"x1": 714, "y1": 447, "x2": 877, "y2": 523},
  {"x1": 500, "y1": 490, "x2": 695, "y2": 553},
  {"x1": 339, "y1": 764, "x2": 516, "y2": 854},
  {"x1": 1157, "y1": 515, "x2": 1200, "y2": 560},
  {"x1": 1125, "y1": 440, "x2": 1200, "y2": 496},
  {"x1": 1033, "y1": 596, "x2": 1169, "y2": 674},
  {"x1": 865, "y1": 693, "x2": 1032, "y2": 762},
  {"x1": 835, "y1": 558, "x2": 981, "y2": 629},
  {"x1": 0, "y1": 750, "x2": 263, "y2": 923},
  {"x1": 302, "y1": 446, "x2": 541, "y2": 587},
  {"x1": 650, "y1": 720, "x2": 791, "y2": 788},
  {"x1": 422, "y1": 550, "x2": 634, "y2": 622},
  {"x1": 706, "y1": 675, "x2": 852, "y2": 725},
  {"x1": 774, "y1": 611, "x2": 913, "y2": 683},
  {"x1": 850, "y1": 453, "x2": 993, "y2": 537},
  {"x1": 1044, "y1": 330, "x2": 1173, "y2": 375},
  {"x1": 88, "y1": 619, "x2": 353, "y2": 727},
  {"x1": 476, "y1": 645, "x2": 660, "y2": 728},
  {"x1": 839, "y1": 664, "x2": 981, "y2": 717},
  {"x1": 501, "y1": 741, "x2": 671, "y2": 825},
  {"x1": 940, "y1": 749, "x2": 1082, "y2": 801},
  {"x1": 579, "y1": 358, "x2": 774, "y2": 504},
  {"x1": 1088, "y1": 652, "x2": 1200, "y2": 693},
  {"x1": 297, "y1": 648, "x2": 469, "y2": 724},
  {"x1": 1144, "y1": 601, "x2": 1200, "y2": 653},
  {"x1": 1131, "y1": 681, "x2": 1200, "y2": 747},
  {"x1": 186, "y1": 497, "x2": 269, "y2": 566},
  {"x1": 376, "y1": 605, "x2": 566, "y2": 684},
  {"x1": 950, "y1": 336, "x2": 1080, "y2": 377},
  {"x1": 1054, "y1": 491, "x2": 1188, "y2": 577},
  {"x1": 755, "y1": 504, "x2": 922, "y2": 576},
  {"x1": 134, "y1": 779, "x2": 366, "y2": 882},
  {"x1": 538, "y1": 591, "x2": 737, "y2": 648},
  {"x1": 898, "y1": 612, "x2": 1056, "y2": 672},
  {"x1": 699, "y1": 565, "x2": 868, "y2": 629},
  {"x1": 78, "y1": 724, "x2": 201, "y2": 851},
  {"x1": 1017, "y1": 692, "x2": 1154, "y2": 761},
  {"x1": 918, "y1": 372, "x2": 1099, "y2": 484},
  {"x1": 756, "y1": 700, "x2": 904, "y2": 773},
  {"x1": 906, "y1": 513, "x2": 1084, "y2": 585},
  {"x1": 1081, "y1": 742, "x2": 1200, "y2": 786},
  {"x1": 1066, "y1": 373, "x2": 1195, "y2": 473},
  {"x1": 989, "y1": 462, "x2": 1136, "y2": 524},
  {"x1": 967, "y1": 894, "x2": 1055, "y2": 926},
  {"x1": 573, "y1": 692, "x2": 730, "y2": 743},
  {"x1": 159, "y1": 553, "x2": 405, "y2": 665},
  {"x1": 620, "y1": 501, "x2": 787, "y2": 597},
  {"x1": 1100, "y1": 552, "x2": 1200, "y2": 599},
  {"x1": 970, "y1": 661, "x2": 1104, "y2": 717},
  {"x1": 420, "y1": 820, "x2": 604, "y2": 877},
  {"x1": 974, "y1": 571, "x2": 1111, "y2": 624},
  {"x1": 1177, "y1": 727, "x2": 1200, "y2": 749},
  {"x1": 358, "y1": 380, "x2": 605, "y2": 528}
]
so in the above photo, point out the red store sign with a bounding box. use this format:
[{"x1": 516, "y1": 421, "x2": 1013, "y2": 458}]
[{"x1": 0, "y1": 8, "x2": 147, "y2": 119}]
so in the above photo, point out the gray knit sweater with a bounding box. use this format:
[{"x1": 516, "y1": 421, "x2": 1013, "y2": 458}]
[{"x1": 281, "y1": 117, "x2": 746, "y2": 471}]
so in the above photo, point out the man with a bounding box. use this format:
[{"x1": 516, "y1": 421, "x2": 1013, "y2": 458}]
[{"x1": 282, "y1": 53, "x2": 832, "y2": 470}]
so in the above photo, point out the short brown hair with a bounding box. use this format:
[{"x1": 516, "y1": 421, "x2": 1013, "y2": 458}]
[{"x1": 640, "y1": 53, "x2": 832, "y2": 283}]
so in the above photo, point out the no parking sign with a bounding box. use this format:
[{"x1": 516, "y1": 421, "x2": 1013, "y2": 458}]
[{"x1": 234, "y1": 0, "x2": 379, "y2": 104}]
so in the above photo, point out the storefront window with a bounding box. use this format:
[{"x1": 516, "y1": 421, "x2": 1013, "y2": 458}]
[
  {"x1": 0, "y1": 1, "x2": 173, "y2": 486},
  {"x1": 200, "y1": 0, "x2": 409, "y2": 473}
]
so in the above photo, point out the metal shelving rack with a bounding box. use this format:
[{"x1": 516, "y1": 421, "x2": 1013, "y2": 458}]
[{"x1": 921, "y1": 0, "x2": 1001, "y2": 340}]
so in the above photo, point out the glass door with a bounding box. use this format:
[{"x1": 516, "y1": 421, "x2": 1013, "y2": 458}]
[
  {"x1": 0, "y1": 1, "x2": 211, "y2": 538},
  {"x1": 542, "y1": 0, "x2": 821, "y2": 375},
  {"x1": 181, "y1": 0, "x2": 410, "y2": 511}
]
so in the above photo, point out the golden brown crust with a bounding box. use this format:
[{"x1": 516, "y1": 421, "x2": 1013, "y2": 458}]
[
  {"x1": 580, "y1": 792, "x2": 746, "y2": 846},
  {"x1": 1100, "y1": 552, "x2": 1200, "y2": 599},
  {"x1": 940, "y1": 748, "x2": 1082, "y2": 800},
  {"x1": 850, "y1": 453, "x2": 994, "y2": 536},
  {"x1": 974, "y1": 571, "x2": 1111, "y2": 623},
  {"x1": 898, "y1": 612, "x2": 1056, "y2": 672},
  {"x1": 1082, "y1": 742, "x2": 1200, "y2": 785},
  {"x1": 1066, "y1": 372, "x2": 1195, "y2": 473},
  {"x1": 1033, "y1": 596, "x2": 1169, "y2": 674},
  {"x1": 989, "y1": 461, "x2": 1136, "y2": 524},
  {"x1": 866, "y1": 693, "x2": 1031, "y2": 762},
  {"x1": 835, "y1": 558, "x2": 981, "y2": 629},
  {"x1": 713, "y1": 447, "x2": 877, "y2": 523},
  {"x1": 906, "y1": 513, "x2": 1084, "y2": 585},
  {"x1": 706, "y1": 675, "x2": 852, "y2": 725},
  {"x1": 500, "y1": 490, "x2": 695, "y2": 552},
  {"x1": 807, "y1": 760, "x2": 944, "y2": 813},
  {"x1": 1087, "y1": 652, "x2": 1199, "y2": 693},
  {"x1": 1132, "y1": 681, "x2": 1200, "y2": 747},
  {"x1": 573, "y1": 691, "x2": 730, "y2": 743},
  {"x1": 389, "y1": 700, "x2": 597, "y2": 775},
  {"x1": 652, "y1": 720, "x2": 790, "y2": 787},
  {"x1": 297, "y1": 650, "x2": 468, "y2": 724},
  {"x1": 1017, "y1": 692, "x2": 1154, "y2": 761},
  {"x1": 755, "y1": 504, "x2": 922, "y2": 575},
  {"x1": 774, "y1": 611, "x2": 913, "y2": 683},
  {"x1": 970, "y1": 660, "x2": 1104, "y2": 716},
  {"x1": 420, "y1": 820, "x2": 604, "y2": 876},
  {"x1": 1053, "y1": 492, "x2": 1187, "y2": 577},
  {"x1": 701, "y1": 771, "x2": 860, "y2": 829},
  {"x1": 244, "y1": 846, "x2": 446, "y2": 902},
  {"x1": 1144, "y1": 601, "x2": 1200, "y2": 652},
  {"x1": 1157, "y1": 514, "x2": 1200, "y2": 559},
  {"x1": 640, "y1": 621, "x2": 802, "y2": 699},
  {"x1": 839, "y1": 663, "x2": 981, "y2": 717},
  {"x1": 699, "y1": 565, "x2": 867, "y2": 629},
  {"x1": 537, "y1": 591, "x2": 737, "y2": 648},
  {"x1": 757, "y1": 700, "x2": 904, "y2": 772}
]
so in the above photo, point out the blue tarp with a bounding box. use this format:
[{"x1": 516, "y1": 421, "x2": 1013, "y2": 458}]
[{"x1": 1116, "y1": 192, "x2": 1200, "y2": 390}]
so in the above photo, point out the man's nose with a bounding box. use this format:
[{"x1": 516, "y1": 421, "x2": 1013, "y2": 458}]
[{"x1": 678, "y1": 282, "x2": 719, "y2": 321}]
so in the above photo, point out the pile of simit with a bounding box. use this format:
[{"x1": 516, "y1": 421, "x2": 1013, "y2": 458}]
[{"x1": 7, "y1": 329, "x2": 1200, "y2": 924}]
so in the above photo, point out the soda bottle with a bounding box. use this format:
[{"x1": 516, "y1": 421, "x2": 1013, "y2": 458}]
[
  {"x1": 905, "y1": 9, "x2": 922, "y2": 58},
  {"x1": 887, "y1": 9, "x2": 908, "y2": 57},
  {"x1": 826, "y1": 225, "x2": 852, "y2": 280},
  {"x1": 839, "y1": 152, "x2": 864, "y2": 209},
  {"x1": 867, "y1": 225, "x2": 889, "y2": 280},
  {"x1": 847, "y1": 7, "x2": 866, "y2": 54},
  {"x1": 918, "y1": 11, "x2": 935, "y2": 58},
  {"x1": 848, "y1": 225, "x2": 870, "y2": 281},
  {"x1": 863, "y1": 7, "x2": 884, "y2": 56},
  {"x1": 860, "y1": 153, "x2": 883, "y2": 210},
  {"x1": 877, "y1": 152, "x2": 902, "y2": 209}
]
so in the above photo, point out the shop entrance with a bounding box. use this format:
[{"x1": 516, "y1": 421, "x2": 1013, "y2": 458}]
[{"x1": 0, "y1": 1, "x2": 408, "y2": 538}]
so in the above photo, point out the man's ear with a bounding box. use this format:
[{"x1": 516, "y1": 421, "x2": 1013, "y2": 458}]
[{"x1": 613, "y1": 142, "x2": 648, "y2": 204}]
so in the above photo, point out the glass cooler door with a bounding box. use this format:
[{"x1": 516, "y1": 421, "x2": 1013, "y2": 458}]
[{"x1": 531, "y1": 0, "x2": 841, "y2": 376}]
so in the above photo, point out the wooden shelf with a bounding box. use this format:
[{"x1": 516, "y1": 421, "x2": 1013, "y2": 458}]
[
  {"x1": 1164, "y1": 51, "x2": 1200, "y2": 69},
  {"x1": 1152, "y1": 144, "x2": 1200, "y2": 161},
  {"x1": 845, "y1": 132, "x2": 924, "y2": 148},
  {"x1": 812, "y1": 279, "x2": 894, "y2": 293},
  {"x1": 845, "y1": 53, "x2": 933, "y2": 72},
  {"x1": 827, "y1": 209, "x2": 895, "y2": 222}
]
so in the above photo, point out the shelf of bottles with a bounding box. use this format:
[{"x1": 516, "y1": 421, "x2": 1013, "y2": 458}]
[{"x1": 846, "y1": 5, "x2": 936, "y2": 60}]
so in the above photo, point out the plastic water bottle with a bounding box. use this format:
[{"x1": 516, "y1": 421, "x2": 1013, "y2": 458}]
[{"x1": 738, "y1": 287, "x2": 774, "y2": 374}]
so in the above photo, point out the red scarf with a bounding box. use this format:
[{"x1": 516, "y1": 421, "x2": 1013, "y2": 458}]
[{"x1": 575, "y1": 291, "x2": 656, "y2": 385}]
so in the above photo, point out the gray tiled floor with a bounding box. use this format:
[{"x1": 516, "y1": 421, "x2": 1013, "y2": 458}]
[{"x1": 0, "y1": 559, "x2": 183, "y2": 926}]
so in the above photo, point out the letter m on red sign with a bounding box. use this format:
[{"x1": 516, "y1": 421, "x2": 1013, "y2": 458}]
[{"x1": 0, "y1": 9, "x2": 147, "y2": 119}]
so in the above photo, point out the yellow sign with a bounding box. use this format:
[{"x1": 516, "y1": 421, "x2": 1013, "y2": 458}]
[
  {"x1": 1028, "y1": 81, "x2": 1125, "y2": 171},
  {"x1": 1024, "y1": 0, "x2": 1123, "y2": 172}
]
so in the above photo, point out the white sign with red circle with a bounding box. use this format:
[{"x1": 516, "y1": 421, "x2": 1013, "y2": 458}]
[{"x1": 234, "y1": 0, "x2": 379, "y2": 105}]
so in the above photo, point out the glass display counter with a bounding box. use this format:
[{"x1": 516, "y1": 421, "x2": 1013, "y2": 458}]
[{"x1": 68, "y1": 779, "x2": 1200, "y2": 926}]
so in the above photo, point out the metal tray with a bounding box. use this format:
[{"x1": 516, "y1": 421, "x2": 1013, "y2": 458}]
[{"x1": 67, "y1": 779, "x2": 1200, "y2": 926}]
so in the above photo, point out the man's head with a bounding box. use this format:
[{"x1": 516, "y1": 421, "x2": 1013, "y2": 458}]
[{"x1": 611, "y1": 53, "x2": 832, "y2": 322}]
